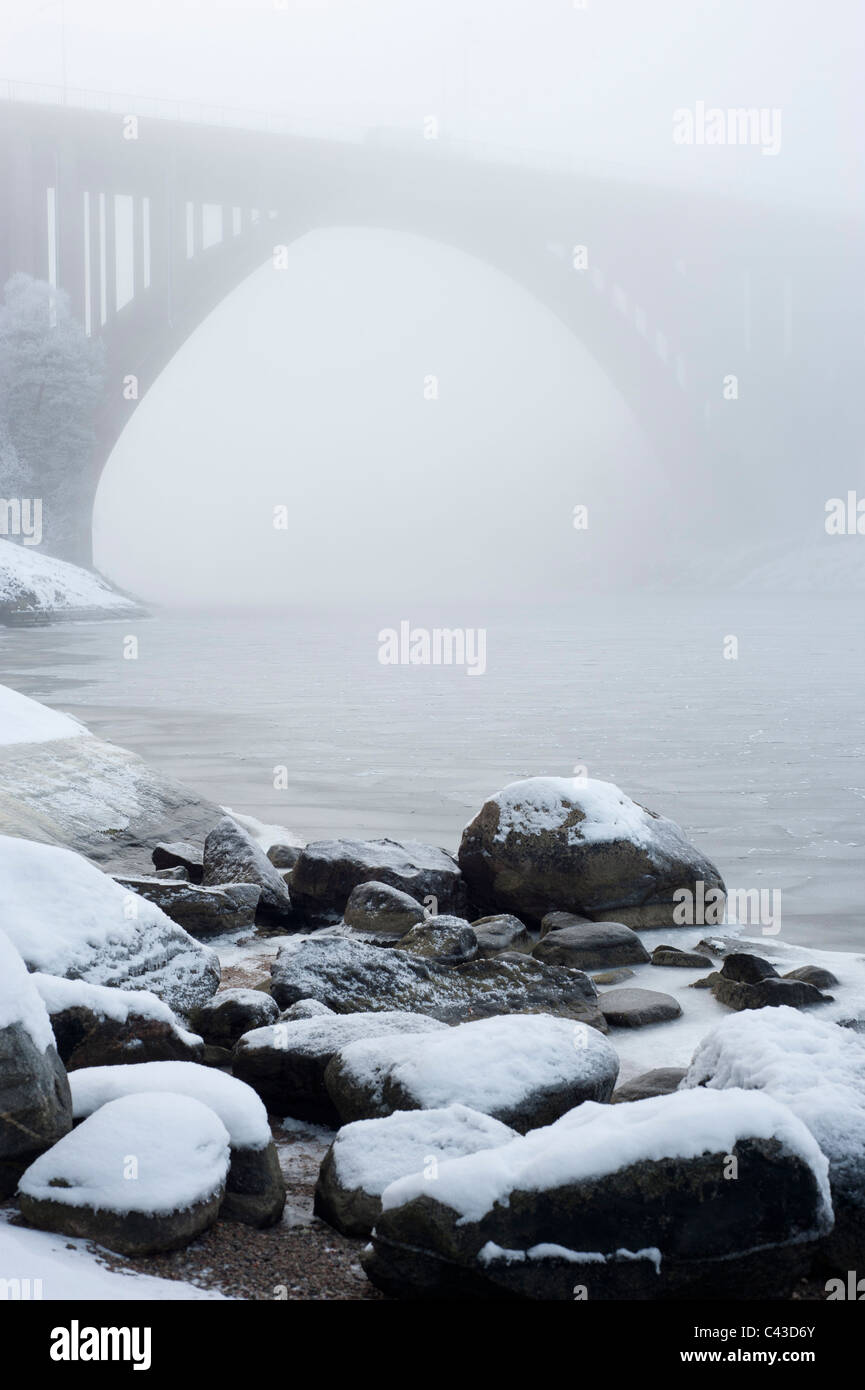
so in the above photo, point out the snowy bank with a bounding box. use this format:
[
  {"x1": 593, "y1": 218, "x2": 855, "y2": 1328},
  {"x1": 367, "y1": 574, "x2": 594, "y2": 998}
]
[{"x1": 0, "y1": 537, "x2": 142, "y2": 623}]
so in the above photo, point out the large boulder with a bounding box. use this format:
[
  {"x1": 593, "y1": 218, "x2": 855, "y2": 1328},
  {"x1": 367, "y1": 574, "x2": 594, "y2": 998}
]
[
  {"x1": 187, "y1": 989, "x2": 280, "y2": 1049},
  {"x1": 289, "y1": 838, "x2": 468, "y2": 923},
  {"x1": 70, "y1": 1060, "x2": 285, "y2": 1227},
  {"x1": 269, "y1": 935, "x2": 607, "y2": 1029},
  {"x1": 113, "y1": 876, "x2": 260, "y2": 939},
  {"x1": 0, "y1": 835, "x2": 220, "y2": 1013},
  {"x1": 362, "y1": 1088, "x2": 832, "y2": 1299},
  {"x1": 152, "y1": 841, "x2": 204, "y2": 883},
  {"x1": 315, "y1": 1105, "x2": 517, "y2": 1238},
  {"x1": 392, "y1": 916, "x2": 478, "y2": 965},
  {"x1": 343, "y1": 880, "x2": 426, "y2": 935},
  {"x1": 471, "y1": 915, "x2": 533, "y2": 956},
  {"x1": 532, "y1": 921, "x2": 650, "y2": 970},
  {"x1": 18, "y1": 1093, "x2": 230, "y2": 1254},
  {"x1": 458, "y1": 777, "x2": 725, "y2": 929},
  {"x1": 32, "y1": 974, "x2": 204, "y2": 1070},
  {"x1": 233, "y1": 1011, "x2": 446, "y2": 1123},
  {"x1": 324, "y1": 1013, "x2": 620, "y2": 1132},
  {"x1": 685, "y1": 1006, "x2": 865, "y2": 1270},
  {"x1": 0, "y1": 932, "x2": 73, "y2": 1198},
  {"x1": 202, "y1": 816, "x2": 292, "y2": 925},
  {"x1": 597, "y1": 987, "x2": 682, "y2": 1029}
]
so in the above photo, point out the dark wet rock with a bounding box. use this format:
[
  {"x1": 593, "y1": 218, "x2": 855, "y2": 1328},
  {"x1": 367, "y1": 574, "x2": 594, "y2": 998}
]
[
  {"x1": 532, "y1": 921, "x2": 650, "y2": 971},
  {"x1": 152, "y1": 841, "x2": 204, "y2": 883},
  {"x1": 266, "y1": 842, "x2": 301, "y2": 871},
  {"x1": 720, "y1": 953, "x2": 779, "y2": 984},
  {"x1": 651, "y1": 946, "x2": 714, "y2": 968},
  {"x1": 269, "y1": 935, "x2": 607, "y2": 1029},
  {"x1": 202, "y1": 816, "x2": 292, "y2": 925},
  {"x1": 784, "y1": 965, "x2": 839, "y2": 990},
  {"x1": 690, "y1": 971, "x2": 722, "y2": 990},
  {"x1": 188, "y1": 989, "x2": 279, "y2": 1049},
  {"x1": 591, "y1": 968, "x2": 636, "y2": 986},
  {"x1": 0, "y1": 1024, "x2": 73, "y2": 1200},
  {"x1": 611, "y1": 1067, "x2": 688, "y2": 1103},
  {"x1": 343, "y1": 880, "x2": 426, "y2": 936},
  {"x1": 154, "y1": 865, "x2": 190, "y2": 881},
  {"x1": 202, "y1": 1044, "x2": 233, "y2": 1068},
  {"x1": 713, "y1": 976, "x2": 834, "y2": 1012},
  {"x1": 471, "y1": 914, "x2": 533, "y2": 956},
  {"x1": 290, "y1": 838, "x2": 467, "y2": 923},
  {"x1": 598, "y1": 987, "x2": 682, "y2": 1028},
  {"x1": 392, "y1": 916, "x2": 478, "y2": 965},
  {"x1": 539, "y1": 910, "x2": 593, "y2": 938},
  {"x1": 220, "y1": 1139, "x2": 286, "y2": 1228},
  {"x1": 114, "y1": 875, "x2": 260, "y2": 939}
]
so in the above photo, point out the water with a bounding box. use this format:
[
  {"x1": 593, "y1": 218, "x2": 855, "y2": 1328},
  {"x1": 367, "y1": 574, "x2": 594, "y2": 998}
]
[{"x1": 1, "y1": 595, "x2": 863, "y2": 951}]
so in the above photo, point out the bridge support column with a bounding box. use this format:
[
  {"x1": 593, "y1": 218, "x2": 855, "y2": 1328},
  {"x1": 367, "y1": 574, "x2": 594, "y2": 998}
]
[
  {"x1": 56, "y1": 154, "x2": 86, "y2": 324},
  {"x1": 87, "y1": 191, "x2": 101, "y2": 333},
  {"x1": 0, "y1": 138, "x2": 42, "y2": 285}
]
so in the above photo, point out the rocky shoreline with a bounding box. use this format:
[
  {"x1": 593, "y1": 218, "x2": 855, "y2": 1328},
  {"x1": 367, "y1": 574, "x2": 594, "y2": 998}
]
[{"x1": 1, "y1": 692, "x2": 863, "y2": 1301}]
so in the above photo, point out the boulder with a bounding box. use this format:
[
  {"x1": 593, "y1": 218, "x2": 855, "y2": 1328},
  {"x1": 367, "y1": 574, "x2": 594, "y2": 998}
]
[
  {"x1": 392, "y1": 916, "x2": 478, "y2": 965},
  {"x1": 18, "y1": 1093, "x2": 230, "y2": 1254},
  {"x1": 154, "y1": 865, "x2": 190, "y2": 881},
  {"x1": 720, "y1": 953, "x2": 779, "y2": 984},
  {"x1": 69, "y1": 1060, "x2": 285, "y2": 1228},
  {"x1": 267, "y1": 843, "x2": 301, "y2": 871},
  {"x1": 270, "y1": 935, "x2": 607, "y2": 1029},
  {"x1": 591, "y1": 968, "x2": 635, "y2": 985},
  {"x1": 362, "y1": 1088, "x2": 832, "y2": 1299},
  {"x1": 188, "y1": 989, "x2": 279, "y2": 1049},
  {"x1": 202, "y1": 816, "x2": 292, "y2": 925},
  {"x1": 232, "y1": 1012, "x2": 446, "y2": 1123},
  {"x1": 611, "y1": 1067, "x2": 687, "y2": 1103},
  {"x1": 458, "y1": 776, "x2": 725, "y2": 928},
  {"x1": 343, "y1": 880, "x2": 426, "y2": 935},
  {"x1": 471, "y1": 915, "x2": 533, "y2": 956},
  {"x1": 324, "y1": 1013, "x2": 620, "y2": 1132},
  {"x1": 651, "y1": 946, "x2": 714, "y2": 968},
  {"x1": 315, "y1": 1105, "x2": 517, "y2": 1237},
  {"x1": 152, "y1": 841, "x2": 204, "y2": 883},
  {"x1": 712, "y1": 977, "x2": 833, "y2": 1012},
  {"x1": 279, "y1": 999, "x2": 334, "y2": 1021},
  {"x1": 114, "y1": 876, "x2": 260, "y2": 938},
  {"x1": 32, "y1": 974, "x2": 204, "y2": 1070},
  {"x1": 784, "y1": 965, "x2": 839, "y2": 990},
  {"x1": 0, "y1": 835, "x2": 220, "y2": 1014},
  {"x1": 532, "y1": 921, "x2": 650, "y2": 971},
  {"x1": 290, "y1": 838, "x2": 468, "y2": 923},
  {"x1": 539, "y1": 910, "x2": 593, "y2": 937},
  {"x1": 598, "y1": 987, "x2": 682, "y2": 1029},
  {"x1": 0, "y1": 933, "x2": 73, "y2": 1198}
]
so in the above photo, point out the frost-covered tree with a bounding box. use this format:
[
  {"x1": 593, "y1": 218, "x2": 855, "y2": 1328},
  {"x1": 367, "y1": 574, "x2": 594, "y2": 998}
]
[{"x1": 0, "y1": 274, "x2": 104, "y2": 559}]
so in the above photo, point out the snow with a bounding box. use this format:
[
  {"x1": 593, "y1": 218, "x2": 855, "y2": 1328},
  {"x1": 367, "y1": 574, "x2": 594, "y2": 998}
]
[
  {"x1": 0, "y1": 681, "x2": 87, "y2": 746},
  {"x1": 222, "y1": 808, "x2": 304, "y2": 851},
  {"x1": 487, "y1": 776, "x2": 657, "y2": 847},
  {"x1": 18, "y1": 1093, "x2": 230, "y2": 1215},
  {"x1": 479, "y1": 1241, "x2": 662, "y2": 1271},
  {"x1": 0, "y1": 928, "x2": 54, "y2": 1052},
  {"x1": 0, "y1": 536, "x2": 136, "y2": 615},
  {"x1": 333, "y1": 1013, "x2": 619, "y2": 1116},
  {"x1": 240, "y1": 1010, "x2": 445, "y2": 1055},
  {"x1": 0, "y1": 835, "x2": 219, "y2": 1012},
  {"x1": 31, "y1": 973, "x2": 202, "y2": 1048},
  {"x1": 0, "y1": 1210, "x2": 228, "y2": 1300},
  {"x1": 70, "y1": 1060, "x2": 272, "y2": 1151},
  {"x1": 380, "y1": 1086, "x2": 833, "y2": 1226},
  {"x1": 684, "y1": 1006, "x2": 865, "y2": 1199},
  {"x1": 329, "y1": 1105, "x2": 516, "y2": 1198}
]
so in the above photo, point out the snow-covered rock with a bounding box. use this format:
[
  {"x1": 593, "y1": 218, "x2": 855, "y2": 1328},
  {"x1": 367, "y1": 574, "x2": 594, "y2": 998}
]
[
  {"x1": 233, "y1": 1011, "x2": 447, "y2": 1123},
  {"x1": 343, "y1": 880, "x2": 426, "y2": 935},
  {"x1": 392, "y1": 915, "x2": 478, "y2": 964},
  {"x1": 458, "y1": 776, "x2": 725, "y2": 928},
  {"x1": 364, "y1": 1088, "x2": 832, "y2": 1300},
  {"x1": 69, "y1": 1060, "x2": 284, "y2": 1227},
  {"x1": 202, "y1": 816, "x2": 292, "y2": 925},
  {"x1": 684, "y1": 1006, "x2": 865, "y2": 1266},
  {"x1": 325, "y1": 1013, "x2": 620, "y2": 1132},
  {"x1": 471, "y1": 914, "x2": 533, "y2": 956},
  {"x1": 0, "y1": 930, "x2": 72, "y2": 1197},
  {"x1": 0, "y1": 537, "x2": 139, "y2": 622},
  {"x1": 290, "y1": 837, "x2": 468, "y2": 922},
  {"x1": 315, "y1": 1105, "x2": 517, "y2": 1237},
  {"x1": 0, "y1": 835, "x2": 220, "y2": 1013},
  {"x1": 114, "y1": 874, "x2": 260, "y2": 938},
  {"x1": 18, "y1": 1093, "x2": 231, "y2": 1255},
  {"x1": 32, "y1": 973, "x2": 204, "y2": 1069},
  {"x1": 0, "y1": 681, "x2": 87, "y2": 746},
  {"x1": 187, "y1": 988, "x2": 280, "y2": 1049}
]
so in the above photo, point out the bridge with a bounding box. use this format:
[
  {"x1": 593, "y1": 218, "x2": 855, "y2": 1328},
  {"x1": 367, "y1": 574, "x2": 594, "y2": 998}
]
[{"x1": 1, "y1": 89, "x2": 862, "y2": 564}]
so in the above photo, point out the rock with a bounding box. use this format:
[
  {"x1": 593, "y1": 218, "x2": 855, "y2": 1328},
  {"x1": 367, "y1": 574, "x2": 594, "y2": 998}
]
[
  {"x1": 154, "y1": 865, "x2": 189, "y2": 881},
  {"x1": 539, "y1": 910, "x2": 593, "y2": 937},
  {"x1": 314, "y1": 1105, "x2": 516, "y2": 1238},
  {"x1": 0, "y1": 934, "x2": 73, "y2": 1199},
  {"x1": 784, "y1": 965, "x2": 839, "y2": 990},
  {"x1": 651, "y1": 946, "x2": 714, "y2": 968},
  {"x1": 233, "y1": 1012, "x2": 446, "y2": 1123},
  {"x1": 324, "y1": 1013, "x2": 620, "y2": 1131},
  {"x1": 114, "y1": 876, "x2": 260, "y2": 939},
  {"x1": 690, "y1": 971, "x2": 722, "y2": 990},
  {"x1": 290, "y1": 838, "x2": 467, "y2": 923},
  {"x1": 270, "y1": 936, "x2": 607, "y2": 1029},
  {"x1": 458, "y1": 776, "x2": 725, "y2": 929},
  {"x1": 598, "y1": 987, "x2": 682, "y2": 1028},
  {"x1": 591, "y1": 968, "x2": 635, "y2": 985},
  {"x1": 712, "y1": 976, "x2": 834, "y2": 1012},
  {"x1": 343, "y1": 880, "x2": 426, "y2": 935},
  {"x1": 362, "y1": 1088, "x2": 831, "y2": 1300},
  {"x1": 152, "y1": 841, "x2": 204, "y2": 883},
  {"x1": 32, "y1": 974, "x2": 204, "y2": 1071},
  {"x1": 0, "y1": 835, "x2": 220, "y2": 1014},
  {"x1": 532, "y1": 921, "x2": 650, "y2": 970},
  {"x1": 69, "y1": 1060, "x2": 286, "y2": 1228},
  {"x1": 202, "y1": 1044, "x2": 233, "y2": 1068},
  {"x1": 267, "y1": 842, "x2": 301, "y2": 870},
  {"x1": 720, "y1": 953, "x2": 779, "y2": 984},
  {"x1": 188, "y1": 989, "x2": 279, "y2": 1049},
  {"x1": 392, "y1": 916, "x2": 478, "y2": 965},
  {"x1": 611, "y1": 1068, "x2": 687, "y2": 1103},
  {"x1": 202, "y1": 816, "x2": 293, "y2": 925},
  {"x1": 279, "y1": 999, "x2": 334, "y2": 1021},
  {"x1": 471, "y1": 915, "x2": 533, "y2": 956},
  {"x1": 18, "y1": 1093, "x2": 230, "y2": 1254}
]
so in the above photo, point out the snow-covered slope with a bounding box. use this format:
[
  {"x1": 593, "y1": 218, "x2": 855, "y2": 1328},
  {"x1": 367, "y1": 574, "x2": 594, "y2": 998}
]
[
  {"x1": 0, "y1": 682, "x2": 88, "y2": 747},
  {"x1": 0, "y1": 537, "x2": 139, "y2": 619}
]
